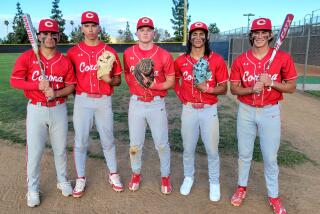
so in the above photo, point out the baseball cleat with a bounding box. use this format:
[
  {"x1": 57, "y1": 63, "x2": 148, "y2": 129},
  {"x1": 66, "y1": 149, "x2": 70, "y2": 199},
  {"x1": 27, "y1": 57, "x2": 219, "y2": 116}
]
[
  {"x1": 269, "y1": 197, "x2": 287, "y2": 214},
  {"x1": 26, "y1": 191, "x2": 40, "y2": 208},
  {"x1": 72, "y1": 178, "x2": 86, "y2": 198},
  {"x1": 128, "y1": 173, "x2": 141, "y2": 192},
  {"x1": 231, "y1": 186, "x2": 246, "y2": 206},
  {"x1": 161, "y1": 176, "x2": 172, "y2": 195},
  {"x1": 209, "y1": 183, "x2": 221, "y2": 202},
  {"x1": 180, "y1": 176, "x2": 194, "y2": 196},
  {"x1": 57, "y1": 181, "x2": 73, "y2": 197},
  {"x1": 108, "y1": 173, "x2": 124, "y2": 192}
]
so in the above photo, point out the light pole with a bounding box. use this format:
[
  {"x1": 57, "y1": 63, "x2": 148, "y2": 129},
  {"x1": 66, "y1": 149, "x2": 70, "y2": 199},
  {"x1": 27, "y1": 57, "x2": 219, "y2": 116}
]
[
  {"x1": 243, "y1": 13, "x2": 255, "y2": 33},
  {"x1": 182, "y1": 0, "x2": 188, "y2": 46}
]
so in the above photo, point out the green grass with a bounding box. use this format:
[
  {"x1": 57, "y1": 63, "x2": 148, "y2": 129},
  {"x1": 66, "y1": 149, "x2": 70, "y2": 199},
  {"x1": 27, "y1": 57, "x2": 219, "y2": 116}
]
[
  {"x1": 305, "y1": 90, "x2": 320, "y2": 97},
  {"x1": 0, "y1": 53, "x2": 313, "y2": 167},
  {"x1": 297, "y1": 76, "x2": 320, "y2": 84}
]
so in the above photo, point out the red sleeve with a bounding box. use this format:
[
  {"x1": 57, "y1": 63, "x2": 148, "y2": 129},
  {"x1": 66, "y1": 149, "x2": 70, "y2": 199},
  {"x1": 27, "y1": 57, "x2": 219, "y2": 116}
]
[
  {"x1": 173, "y1": 58, "x2": 185, "y2": 103},
  {"x1": 112, "y1": 52, "x2": 122, "y2": 76},
  {"x1": 64, "y1": 58, "x2": 77, "y2": 84},
  {"x1": 230, "y1": 57, "x2": 242, "y2": 82},
  {"x1": 281, "y1": 54, "x2": 297, "y2": 81},
  {"x1": 215, "y1": 57, "x2": 229, "y2": 84},
  {"x1": 163, "y1": 53, "x2": 175, "y2": 76},
  {"x1": 10, "y1": 52, "x2": 39, "y2": 90},
  {"x1": 123, "y1": 52, "x2": 130, "y2": 84}
]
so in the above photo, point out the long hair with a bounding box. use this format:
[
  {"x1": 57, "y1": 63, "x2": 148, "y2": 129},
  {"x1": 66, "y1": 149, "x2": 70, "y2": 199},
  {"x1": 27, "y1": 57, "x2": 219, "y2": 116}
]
[{"x1": 186, "y1": 30, "x2": 211, "y2": 57}]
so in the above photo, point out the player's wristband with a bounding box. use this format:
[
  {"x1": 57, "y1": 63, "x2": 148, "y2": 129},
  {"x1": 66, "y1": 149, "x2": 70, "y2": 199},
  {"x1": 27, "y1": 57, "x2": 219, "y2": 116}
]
[
  {"x1": 270, "y1": 80, "x2": 274, "y2": 87},
  {"x1": 150, "y1": 82, "x2": 164, "y2": 90}
]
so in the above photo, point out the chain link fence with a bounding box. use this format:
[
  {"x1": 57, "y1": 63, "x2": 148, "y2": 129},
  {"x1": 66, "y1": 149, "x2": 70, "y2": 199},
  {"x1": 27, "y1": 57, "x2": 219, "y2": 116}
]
[{"x1": 213, "y1": 14, "x2": 320, "y2": 91}]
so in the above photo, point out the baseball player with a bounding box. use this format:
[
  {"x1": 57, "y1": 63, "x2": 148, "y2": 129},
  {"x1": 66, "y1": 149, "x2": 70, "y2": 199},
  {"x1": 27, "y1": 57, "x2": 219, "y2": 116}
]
[
  {"x1": 174, "y1": 22, "x2": 228, "y2": 201},
  {"x1": 229, "y1": 18, "x2": 297, "y2": 214},
  {"x1": 67, "y1": 11, "x2": 123, "y2": 197},
  {"x1": 10, "y1": 19, "x2": 76, "y2": 207},
  {"x1": 123, "y1": 17, "x2": 175, "y2": 194}
]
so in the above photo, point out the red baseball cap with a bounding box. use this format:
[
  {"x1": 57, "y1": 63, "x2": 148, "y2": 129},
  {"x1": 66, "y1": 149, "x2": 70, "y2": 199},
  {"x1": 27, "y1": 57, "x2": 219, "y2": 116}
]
[
  {"x1": 251, "y1": 18, "x2": 272, "y2": 31},
  {"x1": 189, "y1": 22, "x2": 208, "y2": 33},
  {"x1": 38, "y1": 19, "x2": 59, "y2": 33},
  {"x1": 136, "y1": 17, "x2": 154, "y2": 29},
  {"x1": 81, "y1": 11, "x2": 99, "y2": 24}
]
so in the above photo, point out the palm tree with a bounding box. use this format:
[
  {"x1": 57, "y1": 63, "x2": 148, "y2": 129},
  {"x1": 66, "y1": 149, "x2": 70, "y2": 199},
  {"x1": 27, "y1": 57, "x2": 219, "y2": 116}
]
[{"x1": 4, "y1": 20, "x2": 9, "y2": 35}]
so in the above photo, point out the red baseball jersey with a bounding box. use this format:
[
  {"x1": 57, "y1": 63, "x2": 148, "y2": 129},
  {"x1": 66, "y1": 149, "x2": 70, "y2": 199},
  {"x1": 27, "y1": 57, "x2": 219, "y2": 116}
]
[
  {"x1": 123, "y1": 44, "x2": 175, "y2": 97},
  {"x1": 174, "y1": 52, "x2": 229, "y2": 105},
  {"x1": 11, "y1": 49, "x2": 76, "y2": 102},
  {"x1": 230, "y1": 48, "x2": 297, "y2": 107},
  {"x1": 67, "y1": 41, "x2": 122, "y2": 95}
]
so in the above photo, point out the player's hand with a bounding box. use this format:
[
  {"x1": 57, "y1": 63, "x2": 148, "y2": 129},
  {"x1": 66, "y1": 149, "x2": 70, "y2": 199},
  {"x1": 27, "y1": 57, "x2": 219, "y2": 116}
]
[
  {"x1": 195, "y1": 81, "x2": 207, "y2": 92},
  {"x1": 252, "y1": 81, "x2": 264, "y2": 94},
  {"x1": 39, "y1": 79, "x2": 49, "y2": 91},
  {"x1": 100, "y1": 73, "x2": 112, "y2": 83},
  {"x1": 44, "y1": 87, "x2": 56, "y2": 99},
  {"x1": 259, "y1": 73, "x2": 272, "y2": 87}
]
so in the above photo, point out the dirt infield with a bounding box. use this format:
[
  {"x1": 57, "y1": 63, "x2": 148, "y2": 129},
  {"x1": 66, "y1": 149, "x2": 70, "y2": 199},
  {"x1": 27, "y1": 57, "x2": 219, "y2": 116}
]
[{"x1": 1, "y1": 92, "x2": 320, "y2": 214}]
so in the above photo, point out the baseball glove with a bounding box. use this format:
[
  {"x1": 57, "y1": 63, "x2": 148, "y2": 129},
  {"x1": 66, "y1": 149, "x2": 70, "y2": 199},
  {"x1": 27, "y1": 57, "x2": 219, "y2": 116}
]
[
  {"x1": 193, "y1": 57, "x2": 212, "y2": 86},
  {"x1": 97, "y1": 50, "x2": 116, "y2": 80},
  {"x1": 133, "y1": 58, "x2": 155, "y2": 88}
]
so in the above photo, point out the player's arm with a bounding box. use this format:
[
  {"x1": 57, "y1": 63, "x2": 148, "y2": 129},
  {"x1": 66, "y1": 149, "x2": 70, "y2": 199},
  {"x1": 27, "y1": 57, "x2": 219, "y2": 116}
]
[
  {"x1": 150, "y1": 74, "x2": 175, "y2": 90},
  {"x1": 230, "y1": 81, "x2": 264, "y2": 95},
  {"x1": 259, "y1": 73, "x2": 296, "y2": 93},
  {"x1": 44, "y1": 84, "x2": 75, "y2": 98},
  {"x1": 197, "y1": 81, "x2": 228, "y2": 95},
  {"x1": 109, "y1": 75, "x2": 121, "y2": 86}
]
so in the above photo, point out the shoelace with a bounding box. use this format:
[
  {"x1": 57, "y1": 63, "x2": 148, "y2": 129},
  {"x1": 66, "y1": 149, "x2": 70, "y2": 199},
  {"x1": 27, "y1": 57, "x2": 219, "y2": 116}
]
[
  {"x1": 235, "y1": 188, "x2": 245, "y2": 199},
  {"x1": 26, "y1": 191, "x2": 40, "y2": 199},
  {"x1": 131, "y1": 174, "x2": 140, "y2": 183},
  {"x1": 110, "y1": 174, "x2": 122, "y2": 185},
  {"x1": 162, "y1": 177, "x2": 170, "y2": 186},
  {"x1": 75, "y1": 180, "x2": 85, "y2": 191},
  {"x1": 59, "y1": 181, "x2": 71, "y2": 189}
]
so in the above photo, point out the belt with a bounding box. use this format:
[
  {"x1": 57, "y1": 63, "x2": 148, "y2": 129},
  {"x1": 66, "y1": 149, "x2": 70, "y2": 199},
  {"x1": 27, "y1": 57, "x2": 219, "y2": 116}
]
[
  {"x1": 253, "y1": 102, "x2": 279, "y2": 108},
  {"x1": 131, "y1": 95, "x2": 162, "y2": 102},
  {"x1": 76, "y1": 91, "x2": 103, "y2": 98},
  {"x1": 29, "y1": 99, "x2": 65, "y2": 107},
  {"x1": 186, "y1": 102, "x2": 212, "y2": 109}
]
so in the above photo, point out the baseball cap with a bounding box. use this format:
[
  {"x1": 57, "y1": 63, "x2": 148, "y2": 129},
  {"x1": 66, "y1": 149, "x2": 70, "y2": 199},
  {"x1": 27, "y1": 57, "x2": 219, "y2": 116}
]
[
  {"x1": 81, "y1": 11, "x2": 99, "y2": 24},
  {"x1": 38, "y1": 19, "x2": 59, "y2": 33},
  {"x1": 137, "y1": 17, "x2": 154, "y2": 29},
  {"x1": 251, "y1": 18, "x2": 272, "y2": 31},
  {"x1": 189, "y1": 22, "x2": 208, "y2": 33}
]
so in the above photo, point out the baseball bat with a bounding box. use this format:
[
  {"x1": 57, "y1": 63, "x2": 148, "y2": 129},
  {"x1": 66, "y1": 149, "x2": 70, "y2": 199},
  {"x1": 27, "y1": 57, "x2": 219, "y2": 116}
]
[
  {"x1": 265, "y1": 14, "x2": 294, "y2": 71},
  {"x1": 23, "y1": 14, "x2": 53, "y2": 100}
]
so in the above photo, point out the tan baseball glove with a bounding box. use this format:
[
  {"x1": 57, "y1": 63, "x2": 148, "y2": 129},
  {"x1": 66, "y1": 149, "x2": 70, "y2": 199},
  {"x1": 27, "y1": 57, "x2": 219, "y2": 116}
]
[{"x1": 97, "y1": 50, "x2": 116, "y2": 80}]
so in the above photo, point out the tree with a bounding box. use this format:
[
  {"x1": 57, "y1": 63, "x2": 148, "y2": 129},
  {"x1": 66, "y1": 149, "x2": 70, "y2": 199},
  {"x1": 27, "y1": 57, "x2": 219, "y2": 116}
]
[
  {"x1": 50, "y1": 0, "x2": 68, "y2": 42},
  {"x1": 154, "y1": 28, "x2": 172, "y2": 42},
  {"x1": 117, "y1": 29, "x2": 124, "y2": 42},
  {"x1": 123, "y1": 21, "x2": 134, "y2": 42},
  {"x1": 100, "y1": 27, "x2": 111, "y2": 43},
  {"x1": 10, "y1": 2, "x2": 28, "y2": 44},
  {"x1": 69, "y1": 25, "x2": 83, "y2": 43},
  {"x1": 4, "y1": 20, "x2": 9, "y2": 35},
  {"x1": 208, "y1": 23, "x2": 220, "y2": 35},
  {"x1": 170, "y1": 0, "x2": 191, "y2": 41},
  {"x1": 70, "y1": 20, "x2": 74, "y2": 31}
]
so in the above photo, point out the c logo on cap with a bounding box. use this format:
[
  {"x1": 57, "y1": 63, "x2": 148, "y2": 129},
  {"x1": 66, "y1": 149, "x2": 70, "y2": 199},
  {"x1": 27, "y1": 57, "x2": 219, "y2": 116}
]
[
  {"x1": 195, "y1": 22, "x2": 203, "y2": 27},
  {"x1": 256, "y1": 19, "x2": 267, "y2": 26},
  {"x1": 142, "y1": 18, "x2": 150, "y2": 24},
  {"x1": 45, "y1": 21, "x2": 54, "y2": 28},
  {"x1": 86, "y1": 13, "x2": 94, "y2": 18}
]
